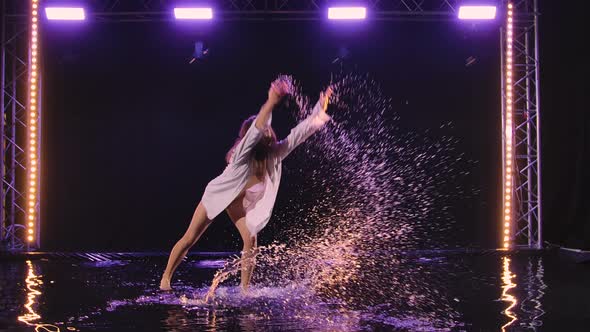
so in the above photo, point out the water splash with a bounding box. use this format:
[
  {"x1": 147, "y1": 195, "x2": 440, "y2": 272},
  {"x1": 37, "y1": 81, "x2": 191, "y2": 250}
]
[
  {"x1": 204, "y1": 244, "x2": 286, "y2": 302},
  {"x1": 195, "y1": 73, "x2": 472, "y2": 328},
  {"x1": 102, "y1": 73, "x2": 470, "y2": 330}
]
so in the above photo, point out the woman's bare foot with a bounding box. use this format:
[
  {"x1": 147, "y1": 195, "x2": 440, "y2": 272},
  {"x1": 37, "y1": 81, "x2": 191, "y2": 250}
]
[{"x1": 159, "y1": 276, "x2": 172, "y2": 291}]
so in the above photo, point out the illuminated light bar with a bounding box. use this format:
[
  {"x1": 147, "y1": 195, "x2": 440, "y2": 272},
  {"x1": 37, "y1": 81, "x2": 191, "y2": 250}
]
[
  {"x1": 174, "y1": 7, "x2": 213, "y2": 20},
  {"x1": 458, "y1": 5, "x2": 497, "y2": 20},
  {"x1": 45, "y1": 7, "x2": 86, "y2": 20},
  {"x1": 502, "y1": 3, "x2": 514, "y2": 249},
  {"x1": 27, "y1": 0, "x2": 41, "y2": 245},
  {"x1": 328, "y1": 7, "x2": 367, "y2": 20}
]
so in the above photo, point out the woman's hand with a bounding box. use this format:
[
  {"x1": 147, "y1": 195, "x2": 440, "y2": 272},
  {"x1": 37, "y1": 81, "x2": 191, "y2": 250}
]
[
  {"x1": 319, "y1": 86, "x2": 333, "y2": 113},
  {"x1": 258, "y1": 78, "x2": 290, "y2": 130},
  {"x1": 268, "y1": 79, "x2": 290, "y2": 105}
]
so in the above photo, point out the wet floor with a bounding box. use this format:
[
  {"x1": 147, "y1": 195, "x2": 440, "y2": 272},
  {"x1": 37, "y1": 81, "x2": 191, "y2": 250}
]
[{"x1": 1, "y1": 250, "x2": 588, "y2": 331}]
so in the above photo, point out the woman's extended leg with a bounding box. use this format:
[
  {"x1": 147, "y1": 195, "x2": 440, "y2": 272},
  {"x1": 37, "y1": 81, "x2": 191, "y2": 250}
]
[
  {"x1": 160, "y1": 202, "x2": 211, "y2": 290},
  {"x1": 233, "y1": 217, "x2": 257, "y2": 293}
]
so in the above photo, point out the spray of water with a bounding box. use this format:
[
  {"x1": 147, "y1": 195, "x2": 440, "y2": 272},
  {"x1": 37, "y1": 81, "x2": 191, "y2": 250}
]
[{"x1": 194, "y1": 73, "x2": 472, "y2": 328}]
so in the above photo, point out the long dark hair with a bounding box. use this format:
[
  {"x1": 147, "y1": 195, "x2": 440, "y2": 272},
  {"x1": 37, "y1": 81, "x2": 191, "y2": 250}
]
[{"x1": 226, "y1": 115, "x2": 278, "y2": 178}]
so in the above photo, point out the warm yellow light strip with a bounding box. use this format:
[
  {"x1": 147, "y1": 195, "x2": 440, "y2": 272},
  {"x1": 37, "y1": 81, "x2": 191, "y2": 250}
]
[
  {"x1": 503, "y1": 3, "x2": 514, "y2": 249},
  {"x1": 27, "y1": 0, "x2": 40, "y2": 244}
]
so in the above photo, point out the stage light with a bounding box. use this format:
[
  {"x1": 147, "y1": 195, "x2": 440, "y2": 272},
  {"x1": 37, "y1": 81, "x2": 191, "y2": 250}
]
[
  {"x1": 45, "y1": 7, "x2": 86, "y2": 20},
  {"x1": 328, "y1": 7, "x2": 367, "y2": 20},
  {"x1": 28, "y1": 0, "x2": 41, "y2": 246},
  {"x1": 458, "y1": 5, "x2": 497, "y2": 20},
  {"x1": 174, "y1": 7, "x2": 213, "y2": 20},
  {"x1": 502, "y1": 3, "x2": 514, "y2": 249}
]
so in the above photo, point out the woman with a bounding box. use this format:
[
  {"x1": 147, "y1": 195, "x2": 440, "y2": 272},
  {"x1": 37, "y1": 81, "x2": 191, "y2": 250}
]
[{"x1": 160, "y1": 78, "x2": 333, "y2": 292}]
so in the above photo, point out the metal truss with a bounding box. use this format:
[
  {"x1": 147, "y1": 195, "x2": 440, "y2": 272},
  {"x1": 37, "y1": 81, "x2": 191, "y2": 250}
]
[
  {"x1": 502, "y1": 0, "x2": 542, "y2": 248},
  {"x1": 1, "y1": 0, "x2": 542, "y2": 250},
  {"x1": 1, "y1": 0, "x2": 35, "y2": 251}
]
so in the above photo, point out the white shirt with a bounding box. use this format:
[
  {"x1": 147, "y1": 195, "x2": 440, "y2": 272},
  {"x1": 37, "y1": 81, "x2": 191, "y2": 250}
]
[{"x1": 202, "y1": 100, "x2": 331, "y2": 235}]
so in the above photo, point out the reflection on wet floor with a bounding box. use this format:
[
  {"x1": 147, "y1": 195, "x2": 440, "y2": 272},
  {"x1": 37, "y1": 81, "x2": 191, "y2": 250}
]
[
  {"x1": 1, "y1": 251, "x2": 589, "y2": 331},
  {"x1": 520, "y1": 256, "x2": 547, "y2": 330},
  {"x1": 500, "y1": 256, "x2": 517, "y2": 331},
  {"x1": 16, "y1": 260, "x2": 63, "y2": 332}
]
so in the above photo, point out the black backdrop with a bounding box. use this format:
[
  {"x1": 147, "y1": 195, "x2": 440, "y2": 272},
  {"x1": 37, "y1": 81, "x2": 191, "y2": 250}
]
[
  {"x1": 38, "y1": 1, "x2": 588, "y2": 251},
  {"x1": 540, "y1": 2, "x2": 589, "y2": 250}
]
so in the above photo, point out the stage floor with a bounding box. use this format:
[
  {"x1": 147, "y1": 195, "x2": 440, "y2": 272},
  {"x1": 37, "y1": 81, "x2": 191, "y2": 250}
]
[{"x1": 1, "y1": 250, "x2": 588, "y2": 331}]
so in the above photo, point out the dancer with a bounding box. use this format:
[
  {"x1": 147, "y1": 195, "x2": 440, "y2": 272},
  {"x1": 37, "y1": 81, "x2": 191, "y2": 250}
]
[{"x1": 160, "y1": 78, "x2": 333, "y2": 292}]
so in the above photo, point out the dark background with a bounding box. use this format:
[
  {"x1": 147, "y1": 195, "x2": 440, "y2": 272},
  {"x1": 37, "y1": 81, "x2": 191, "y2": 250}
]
[{"x1": 37, "y1": 1, "x2": 587, "y2": 251}]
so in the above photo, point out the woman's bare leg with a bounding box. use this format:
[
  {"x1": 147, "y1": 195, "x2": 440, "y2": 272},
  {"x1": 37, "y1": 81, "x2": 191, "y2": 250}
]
[
  {"x1": 160, "y1": 202, "x2": 211, "y2": 290},
  {"x1": 233, "y1": 217, "x2": 257, "y2": 293}
]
